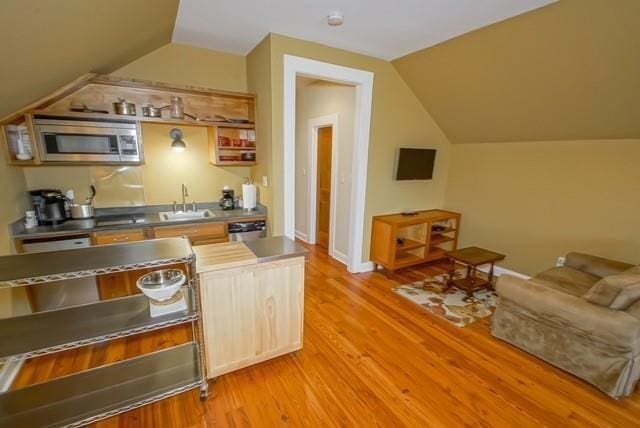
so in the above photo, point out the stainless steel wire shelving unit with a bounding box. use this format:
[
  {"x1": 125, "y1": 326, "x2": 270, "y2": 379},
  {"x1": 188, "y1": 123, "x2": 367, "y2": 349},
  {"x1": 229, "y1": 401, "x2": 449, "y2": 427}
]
[{"x1": 0, "y1": 237, "x2": 208, "y2": 428}]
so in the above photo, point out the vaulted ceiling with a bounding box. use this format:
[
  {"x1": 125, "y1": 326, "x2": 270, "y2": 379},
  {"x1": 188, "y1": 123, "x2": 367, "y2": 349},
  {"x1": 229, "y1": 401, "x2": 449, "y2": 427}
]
[
  {"x1": 392, "y1": 0, "x2": 640, "y2": 143},
  {"x1": 173, "y1": 0, "x2": 555, "y2": 60},
  {"x1": 0, "y1": 0, "x2": 179, "y2": 119}
]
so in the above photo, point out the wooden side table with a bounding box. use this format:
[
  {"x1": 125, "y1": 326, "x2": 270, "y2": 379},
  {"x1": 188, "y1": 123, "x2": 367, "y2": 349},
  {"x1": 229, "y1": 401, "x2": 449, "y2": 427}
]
[{"x1": 445, "y1": 246, "x2": 506, "y2": 300}]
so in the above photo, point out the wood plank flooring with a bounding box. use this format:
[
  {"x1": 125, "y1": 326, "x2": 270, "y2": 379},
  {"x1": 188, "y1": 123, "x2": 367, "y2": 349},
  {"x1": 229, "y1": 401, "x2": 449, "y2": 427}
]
[{"x1": 13, "y1": 244, "x2": 640, "y2": 427}]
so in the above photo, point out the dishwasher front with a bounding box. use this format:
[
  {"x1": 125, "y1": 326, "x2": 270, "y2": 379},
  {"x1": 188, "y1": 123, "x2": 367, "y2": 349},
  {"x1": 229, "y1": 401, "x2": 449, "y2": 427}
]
[{"x1": 22, "y1": 235, "x2": 100, "y2": 311}]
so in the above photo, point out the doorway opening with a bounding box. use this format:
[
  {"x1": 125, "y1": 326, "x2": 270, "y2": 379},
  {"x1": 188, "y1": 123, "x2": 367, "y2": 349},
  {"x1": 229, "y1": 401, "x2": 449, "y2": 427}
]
[
  {"x1": 293, "y1": 77, "x2": 352, "y2": 264},
  {"x1": 285, "y1": 55, "x2": 374, "y2": 273}
]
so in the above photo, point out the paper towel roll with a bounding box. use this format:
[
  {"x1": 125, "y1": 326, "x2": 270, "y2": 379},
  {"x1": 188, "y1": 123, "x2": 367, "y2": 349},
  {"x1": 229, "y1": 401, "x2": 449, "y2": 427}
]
[{"x1": 242, "y1": 184, "x2": 257, "y2": 210}]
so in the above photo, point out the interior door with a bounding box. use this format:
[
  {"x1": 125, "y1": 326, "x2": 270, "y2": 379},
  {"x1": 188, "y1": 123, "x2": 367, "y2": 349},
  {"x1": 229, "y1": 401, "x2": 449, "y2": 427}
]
[{"x1": 316, "y1": 126, "x2": 332, "y2": 249}]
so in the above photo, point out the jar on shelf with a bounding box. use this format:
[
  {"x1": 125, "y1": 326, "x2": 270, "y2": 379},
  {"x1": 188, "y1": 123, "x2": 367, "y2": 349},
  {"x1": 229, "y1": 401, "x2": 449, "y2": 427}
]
[{"x1": 170, "y1": 96, "x2": 184, "y2": 119}]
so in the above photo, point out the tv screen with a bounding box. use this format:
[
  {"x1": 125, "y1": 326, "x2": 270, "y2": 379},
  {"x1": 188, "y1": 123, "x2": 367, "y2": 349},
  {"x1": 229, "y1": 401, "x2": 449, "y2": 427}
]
[{"x1": 395, "y1": 148, "x2": 436, "y2": 180}]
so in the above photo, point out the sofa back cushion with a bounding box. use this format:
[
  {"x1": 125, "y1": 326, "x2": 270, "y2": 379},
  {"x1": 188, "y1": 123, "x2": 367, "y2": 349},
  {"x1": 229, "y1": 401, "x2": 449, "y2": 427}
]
[{"x1": 583, "y1": 266, "x2": 640, "y2": 309}]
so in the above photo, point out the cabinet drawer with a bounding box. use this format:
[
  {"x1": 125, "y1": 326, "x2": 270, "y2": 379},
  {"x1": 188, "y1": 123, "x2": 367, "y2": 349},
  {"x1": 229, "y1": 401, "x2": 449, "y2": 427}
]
[
  {"x1": 93, "y1": 229, "x2": 145, "y2": 245},
  {"x1": 191, "y1": 236, "x2": 229, "y2": 247},
  {"x1": 153, "y1": 222, "x2": 227, "y2": 240}
]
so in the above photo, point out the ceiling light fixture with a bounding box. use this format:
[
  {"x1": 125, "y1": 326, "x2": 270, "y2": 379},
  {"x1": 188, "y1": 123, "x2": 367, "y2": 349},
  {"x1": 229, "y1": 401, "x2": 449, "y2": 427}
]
[
  {"x1": 170, "y1": 128, "x2": 186, "y2": 152},
  {"x1": 327, "y1": 11, "x2": 344, "y2": 26}
]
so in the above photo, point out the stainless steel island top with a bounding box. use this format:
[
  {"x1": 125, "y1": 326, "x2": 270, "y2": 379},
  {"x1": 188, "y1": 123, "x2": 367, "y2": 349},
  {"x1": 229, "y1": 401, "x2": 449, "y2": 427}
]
[{"x1": 243, "y1": 236, "x2": 307, "y2": 263}]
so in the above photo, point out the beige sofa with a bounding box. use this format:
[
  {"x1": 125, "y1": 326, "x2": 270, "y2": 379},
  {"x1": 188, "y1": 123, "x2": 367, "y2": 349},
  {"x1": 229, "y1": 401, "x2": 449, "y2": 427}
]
[{"x1": 492, "y1": 252, "x2": 640, "y2": 398}]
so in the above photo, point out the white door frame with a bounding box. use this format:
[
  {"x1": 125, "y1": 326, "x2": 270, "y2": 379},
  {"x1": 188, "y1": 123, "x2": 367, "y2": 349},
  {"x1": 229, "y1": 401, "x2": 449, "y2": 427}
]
[
  {"x1": 306, "y1": 114, "x2": 345, "y2": 263},
  {"x1": 284, "y1": 55, "x2": 374, "y2": 273}
]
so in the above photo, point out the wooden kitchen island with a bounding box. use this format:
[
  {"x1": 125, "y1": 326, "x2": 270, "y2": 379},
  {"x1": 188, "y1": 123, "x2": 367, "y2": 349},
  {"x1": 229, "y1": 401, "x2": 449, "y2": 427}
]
[{"x1": 193, "y1": 236, "x2": 307, "y2": 378}]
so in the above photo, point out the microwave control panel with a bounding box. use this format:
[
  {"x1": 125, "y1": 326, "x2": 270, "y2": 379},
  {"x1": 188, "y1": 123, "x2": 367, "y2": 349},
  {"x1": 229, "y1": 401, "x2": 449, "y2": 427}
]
[{"x1": 119, "y1": 135, "x2": 139, "y2": 156}]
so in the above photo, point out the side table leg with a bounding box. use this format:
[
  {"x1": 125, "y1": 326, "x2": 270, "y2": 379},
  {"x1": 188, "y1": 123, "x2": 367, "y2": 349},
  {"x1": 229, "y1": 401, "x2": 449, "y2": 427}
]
[
  {"x1": 488, "y1": 262, "x2": 495, "y2": 288},
  {"x1": 447, "y1": 258, "x2": 455, "y2": 289}
]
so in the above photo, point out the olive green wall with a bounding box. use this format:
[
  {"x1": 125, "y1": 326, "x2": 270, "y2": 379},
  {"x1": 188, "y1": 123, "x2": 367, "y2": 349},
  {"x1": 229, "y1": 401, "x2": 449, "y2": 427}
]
[
  {"x1": 445, "y1": 140, "x2": 640, "y2": 275},
  {"x1": 259, "y1": 34, "x2": 452, "y2": 262},
  {"x1": 0, "y1": 0, "x2": 179, "y2": 119},
  {"x1": 393, "y1": 0, "x2": 640, "y2": 143},
  {"x1": 246, "y1": 36, "x2": 274, "y2": 231},
  {"x1": 115, "y1": 43, "x2": 247, "y2": 92},
  {"x1": 0, "y1": 154, "x2": 29, "y2": 255}
]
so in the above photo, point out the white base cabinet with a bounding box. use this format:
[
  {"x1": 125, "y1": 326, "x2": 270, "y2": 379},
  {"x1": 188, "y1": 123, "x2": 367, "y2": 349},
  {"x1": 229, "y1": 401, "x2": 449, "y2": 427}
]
[{"x1": 199, "y1": 257, "x2": 305, "y2": 378}]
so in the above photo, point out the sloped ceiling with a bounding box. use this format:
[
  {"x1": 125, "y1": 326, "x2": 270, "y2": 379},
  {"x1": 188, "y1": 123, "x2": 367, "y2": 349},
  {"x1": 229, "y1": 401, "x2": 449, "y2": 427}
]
[
  {"x1": 173, "y1": 0, "x2": 555, "y2": 60},
  {"x1": 393, "y1": 0, "x2": 640, "y2": 143},
  {"x1": 0, "y1": 0, "x2": 179, "y2": 119}
]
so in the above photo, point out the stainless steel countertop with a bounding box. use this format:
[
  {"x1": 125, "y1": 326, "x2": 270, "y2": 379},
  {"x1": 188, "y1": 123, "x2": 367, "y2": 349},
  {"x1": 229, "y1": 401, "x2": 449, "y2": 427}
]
[
  {"x1": 0, "y1": 237, "x2": 193, "y2": 284},
  {"x1": 12, "y1": 203, "x2": 267, "y2": 240},
  {"x1": 244, "y1": 236, "x2": 307, "y2": 263}
]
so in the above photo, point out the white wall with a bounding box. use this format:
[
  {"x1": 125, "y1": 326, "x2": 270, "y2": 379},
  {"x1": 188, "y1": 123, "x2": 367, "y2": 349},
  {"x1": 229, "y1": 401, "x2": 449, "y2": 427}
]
[{"x1": 295, "y1": 79, "x2": 356, "y2": 259}]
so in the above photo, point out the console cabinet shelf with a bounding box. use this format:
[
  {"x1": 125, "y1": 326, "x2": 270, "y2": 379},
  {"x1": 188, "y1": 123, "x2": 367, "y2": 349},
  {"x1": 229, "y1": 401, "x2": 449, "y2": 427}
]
[{"x1": 370, "y1": 209, "x2": 461, "y2": 272}]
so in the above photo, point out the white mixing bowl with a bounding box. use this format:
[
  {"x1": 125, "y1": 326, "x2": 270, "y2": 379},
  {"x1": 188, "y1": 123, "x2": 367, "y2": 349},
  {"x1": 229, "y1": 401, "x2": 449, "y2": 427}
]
[{"x1": 136, "y1": 269, "x2": 186, "y2": 302}]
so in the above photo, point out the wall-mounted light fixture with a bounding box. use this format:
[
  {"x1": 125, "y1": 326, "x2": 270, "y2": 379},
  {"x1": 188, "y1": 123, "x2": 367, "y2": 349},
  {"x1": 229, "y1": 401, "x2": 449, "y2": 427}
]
[{"x1": 170, "y1": 128, "x2": 186, "y2": 152}]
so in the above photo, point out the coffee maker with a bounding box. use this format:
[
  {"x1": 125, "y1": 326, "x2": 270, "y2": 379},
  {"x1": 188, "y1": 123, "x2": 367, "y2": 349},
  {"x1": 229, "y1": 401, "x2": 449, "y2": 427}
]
[
  {"x1": 220, "y1": 187, "x2": 235, "y2": 210},
  {"x1": 30, "y1": 189, "x2": 69, "y2": 225}
]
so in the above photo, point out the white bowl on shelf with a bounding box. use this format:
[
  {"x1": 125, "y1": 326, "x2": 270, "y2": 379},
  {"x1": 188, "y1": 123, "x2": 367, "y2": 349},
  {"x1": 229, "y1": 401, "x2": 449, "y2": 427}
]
[{"x1": 136, "y1": 269, "x2": 186, "y2": 302}]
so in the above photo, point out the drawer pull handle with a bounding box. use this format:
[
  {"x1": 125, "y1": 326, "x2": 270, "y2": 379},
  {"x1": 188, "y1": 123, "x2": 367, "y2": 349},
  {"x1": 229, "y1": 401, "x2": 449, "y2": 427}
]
[{"x1": 113, "y1": 237, "x2": 130, "y2": 242}]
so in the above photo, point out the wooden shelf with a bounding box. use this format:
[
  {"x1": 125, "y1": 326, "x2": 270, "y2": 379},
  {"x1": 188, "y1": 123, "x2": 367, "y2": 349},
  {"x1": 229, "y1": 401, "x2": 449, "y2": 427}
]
[
  {"x1": 2, "y1": 73, "x2": 258, "y2": 166},
  {"x1": 425, "y1": 248, "x2": 447, "y2": 261},
  {"x1": 431, "y1": 227, "x2": 457, "y2": 235},
  {"x1": 371, "y1": 210, "x2": 461, "y2": 272},
  {"x1": 430, "y1": 235, "x2": 455, "y2": 246},
  {"x1": 29, "y1": 110, "x2": 256, "y2": 129},
  {"x1": 396, "y1": 238, "x2": 425, "y2": 252},
  {"x1": 395, "y1": 252, "x2": 424, "y2": 268},
  {"x1": 218, "y1": 147, "x2": 256, "y2": 151},
  {"x1": 0, "y1": 289, "x2": 195, "y2": 361}
]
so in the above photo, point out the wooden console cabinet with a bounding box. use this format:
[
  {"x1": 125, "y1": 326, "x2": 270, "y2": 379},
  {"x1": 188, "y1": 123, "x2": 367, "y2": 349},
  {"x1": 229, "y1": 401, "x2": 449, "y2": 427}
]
[{"x1": 371, "y1": 209, "x2": 461, "y2": 272}]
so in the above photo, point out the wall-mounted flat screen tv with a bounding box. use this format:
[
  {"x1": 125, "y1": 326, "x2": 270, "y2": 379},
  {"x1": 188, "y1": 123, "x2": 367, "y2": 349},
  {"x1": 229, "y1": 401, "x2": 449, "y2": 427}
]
[{"x1": 395, "y1": 148, "x2": 436, "y2": 180}]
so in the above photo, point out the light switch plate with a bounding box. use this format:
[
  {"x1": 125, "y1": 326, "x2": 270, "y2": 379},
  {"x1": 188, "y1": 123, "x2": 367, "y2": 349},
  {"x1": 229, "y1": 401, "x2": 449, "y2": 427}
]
[{"x1": 262, "y1": 175, "x2": 269, "y2": 187}]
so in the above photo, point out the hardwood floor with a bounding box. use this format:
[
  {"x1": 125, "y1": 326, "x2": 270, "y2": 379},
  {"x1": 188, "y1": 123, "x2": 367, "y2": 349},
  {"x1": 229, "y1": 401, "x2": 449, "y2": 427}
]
[{"x1": 14, "y1": 244, "x2": 640, "y2": 427}]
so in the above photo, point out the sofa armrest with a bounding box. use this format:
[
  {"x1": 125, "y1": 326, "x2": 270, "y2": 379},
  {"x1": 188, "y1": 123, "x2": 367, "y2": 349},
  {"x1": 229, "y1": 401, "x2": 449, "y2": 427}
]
[
  {"x1": 565, "y1": 252, "x2": 633, "y2": 278},
  {"x1": 496, "y1": 275, "x2": 640, "y2": 349}
]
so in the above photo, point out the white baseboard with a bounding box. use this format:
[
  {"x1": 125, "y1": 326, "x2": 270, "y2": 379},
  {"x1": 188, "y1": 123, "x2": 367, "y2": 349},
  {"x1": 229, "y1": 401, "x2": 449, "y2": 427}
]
[
  {"x1": 351, "y1": 261, "x2": 375, "y2": 273},
  {"x1": 294, "y1": 230, "x2": 309, "y2": 243},
  {"x1": 349, "y1": 260, "x2": 528, "y2": 278},
  {"x1": 331, "y1": 249, "x2": 349, "y2": 266},
  {"x1": 0, "y1": 359, "x2": 24, "y2": 393},
  {"x1": 477, "y1": 265, "x2": 530, "y2": 279}
]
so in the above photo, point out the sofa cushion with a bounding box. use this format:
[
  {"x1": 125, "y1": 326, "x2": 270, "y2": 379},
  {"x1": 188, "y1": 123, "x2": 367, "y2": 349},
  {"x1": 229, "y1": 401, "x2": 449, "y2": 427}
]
[
  {"x1": 583, "y1": 270, "x2": 640, "y2": 308},
  {"x1": 534, "y1": 267, "x2": 600, "y2": 297},
  {"x1": 627, "y1": 300, "x2": 640, "y2": 320},
  {"x1": 625, "y1": 265, "x2": 640, "y2": 275}
]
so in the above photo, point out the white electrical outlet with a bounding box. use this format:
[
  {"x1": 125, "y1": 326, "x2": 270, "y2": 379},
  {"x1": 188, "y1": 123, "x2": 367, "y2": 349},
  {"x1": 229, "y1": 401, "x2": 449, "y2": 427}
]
[
  {"x1": 262, "y1": 175, "x2": 269, "y2": 187},
  {"x1": 556, "y1": 256, "x2": 566, "y2": 267}
]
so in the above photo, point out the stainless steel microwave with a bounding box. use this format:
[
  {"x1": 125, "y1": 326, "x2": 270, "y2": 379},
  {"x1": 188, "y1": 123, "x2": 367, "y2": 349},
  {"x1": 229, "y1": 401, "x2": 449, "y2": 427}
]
[{"x1": 34, "y1": 117, "x2": 143, "y2": 164}]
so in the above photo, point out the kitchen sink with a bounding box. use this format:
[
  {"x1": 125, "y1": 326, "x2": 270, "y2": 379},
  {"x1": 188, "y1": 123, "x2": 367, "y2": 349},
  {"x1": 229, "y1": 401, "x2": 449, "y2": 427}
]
[{"x1": 159, "y1": 209, "x2": 215, "y2": 222}]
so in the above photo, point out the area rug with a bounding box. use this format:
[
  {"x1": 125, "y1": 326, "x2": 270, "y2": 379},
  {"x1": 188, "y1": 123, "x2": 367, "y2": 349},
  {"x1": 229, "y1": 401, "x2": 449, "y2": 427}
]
[{"x1": 393, "y1": 269, "x2": 498, "y2": 327}]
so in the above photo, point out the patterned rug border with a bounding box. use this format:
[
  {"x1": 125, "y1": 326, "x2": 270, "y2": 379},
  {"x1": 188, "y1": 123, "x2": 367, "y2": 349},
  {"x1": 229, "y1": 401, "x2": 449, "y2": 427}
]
[{"x1": 393, "y1": 269, "x2": 498, "y2": 327}]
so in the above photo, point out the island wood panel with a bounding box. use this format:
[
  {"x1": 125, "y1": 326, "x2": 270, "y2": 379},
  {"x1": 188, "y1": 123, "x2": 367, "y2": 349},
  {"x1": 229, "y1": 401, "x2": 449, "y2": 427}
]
[
  {"x1": 199, "y1": 257, "x2": 305, "y2": 378},
  {"x1": 254, "y1": 258, "x2": 304, "y2": 354}
]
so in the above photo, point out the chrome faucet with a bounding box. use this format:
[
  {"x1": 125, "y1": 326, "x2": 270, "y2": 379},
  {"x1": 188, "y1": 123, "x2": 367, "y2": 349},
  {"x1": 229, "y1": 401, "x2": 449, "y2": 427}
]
[{"x1": 181, "y1": 184, "x2": 189, "y2": 212}]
